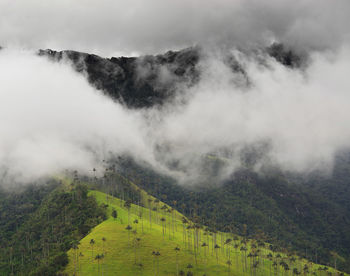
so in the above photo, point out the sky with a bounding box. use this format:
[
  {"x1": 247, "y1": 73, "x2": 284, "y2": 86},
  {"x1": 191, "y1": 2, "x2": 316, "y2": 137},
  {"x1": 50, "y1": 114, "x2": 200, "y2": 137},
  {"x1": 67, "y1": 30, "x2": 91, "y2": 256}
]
[
  {"x1": 1, "y1": 0, "x2": 350, "y2": 185},
  {"x1": 0, "y1": 0, "x2": 349, "y2": 56}
]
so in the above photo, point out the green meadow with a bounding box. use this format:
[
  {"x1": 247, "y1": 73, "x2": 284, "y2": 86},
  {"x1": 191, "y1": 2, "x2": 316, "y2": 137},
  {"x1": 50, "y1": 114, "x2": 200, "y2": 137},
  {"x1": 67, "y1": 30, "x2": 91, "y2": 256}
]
[{"x1": 63, "y1": 187, "x2": 346, "y2": 276}]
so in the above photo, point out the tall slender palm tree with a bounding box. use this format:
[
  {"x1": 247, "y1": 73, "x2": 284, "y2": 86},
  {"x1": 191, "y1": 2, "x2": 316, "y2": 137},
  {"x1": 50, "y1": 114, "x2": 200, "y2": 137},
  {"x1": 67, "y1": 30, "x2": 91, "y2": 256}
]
[
  {"x1": 152, "y1": 251, "x2": 161, "y2": 276},
  {"x1": 124, "y1": 199, "x2": 132, "y2": 224},
  {"x1": 133, "y1": 219, "x2": 139, "y2": 232},
  {"x1": 226, "y1": 260, "x2": 232, "y2": 276},
  {"x1": 95, "y1": 254, "x2": 104, "y2": 276},
  {"x1": 90, "y1": 239, "x2": 95, "y2": 260},
  {"x1": 214, "y1": 244, "x2": 221, "y2": 264},
  {"x1": 78, "y1": 252, "x2": 84, "y2": 273},
  {"x1": 174, "y1": 247, "x2": 180, "y2": 276},
  {"x1": 72, "y1": 241, "x2": 80, "y2": 275},
  {"x1": 125, "y1": 225, "x2": 133, "y2": 242},
  {"x1": 160, "y1": 217, "x2": 166, "y2": 240},
  {"x1": 148, "y1": 198, "x2": 153, "y2": 229},
  {"x1": 102, "y1": 237, "x2": 106, "y2": 255},
  {"x1": 112, "y1": 209, "x2": 118, "y2": 220}
]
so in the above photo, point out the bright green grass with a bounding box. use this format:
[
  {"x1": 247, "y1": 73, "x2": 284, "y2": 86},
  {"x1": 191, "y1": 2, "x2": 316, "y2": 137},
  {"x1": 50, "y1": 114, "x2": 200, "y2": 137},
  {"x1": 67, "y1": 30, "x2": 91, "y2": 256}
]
[{"x1": 64, "y1": 188, "x2": 347, "y2": 276}]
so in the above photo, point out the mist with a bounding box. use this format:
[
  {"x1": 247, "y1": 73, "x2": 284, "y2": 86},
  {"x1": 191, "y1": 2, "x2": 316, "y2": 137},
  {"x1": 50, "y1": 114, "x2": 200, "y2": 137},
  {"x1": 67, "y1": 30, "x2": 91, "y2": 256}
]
[
  {"x1": 0, "y1": 49, "x2": 152, "y2": 183},
  {"x1": 1, "y1": 44, "x2": 350, "y2": 185},
  {"x1": 1, "y1": 0, "x2": 349, "y2": 56},
  {"x1": 1, "y1": 0, "x2": 350, "y2": 185}
]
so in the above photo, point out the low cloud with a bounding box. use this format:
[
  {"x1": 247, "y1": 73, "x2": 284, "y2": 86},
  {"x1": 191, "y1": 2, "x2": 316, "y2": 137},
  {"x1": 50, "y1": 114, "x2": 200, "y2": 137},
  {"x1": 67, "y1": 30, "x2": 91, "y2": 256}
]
[
  {"x1": 0, "y1": 0, "x2": 349, "y2": 56},
  {"x1": 1, "y1": 46, "x2": 350, "y2": 185}
]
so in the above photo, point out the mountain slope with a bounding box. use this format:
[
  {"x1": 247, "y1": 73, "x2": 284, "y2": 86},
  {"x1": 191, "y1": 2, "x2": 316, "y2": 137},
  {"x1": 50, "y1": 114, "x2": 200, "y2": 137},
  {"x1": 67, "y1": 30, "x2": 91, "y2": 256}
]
[
  {"x1": 116, "y1": 157, "x2": 350, "y2": 273},
  {"x1": 37, "y1": 43, "x2": 298, "y2": 109},
  {"x1": 0, "y1": 179, "x2": 107, "y2": 276},
  {"x1": 63, "y1": 188, "x2": 346, "y2": 276}
]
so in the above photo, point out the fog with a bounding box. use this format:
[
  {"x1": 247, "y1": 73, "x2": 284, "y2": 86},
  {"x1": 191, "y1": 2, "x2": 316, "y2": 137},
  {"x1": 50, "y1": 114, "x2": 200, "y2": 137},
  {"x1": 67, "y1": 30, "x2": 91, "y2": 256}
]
[
  {"x1": 1, "y1": 0, "x2": 350, "y2": 185},
  {"x1": 1, "y1": 45, "x2": 350, "y2": 184},
  {"x1": 0, "y1": 0, "x2": 349, "y2": 56}
]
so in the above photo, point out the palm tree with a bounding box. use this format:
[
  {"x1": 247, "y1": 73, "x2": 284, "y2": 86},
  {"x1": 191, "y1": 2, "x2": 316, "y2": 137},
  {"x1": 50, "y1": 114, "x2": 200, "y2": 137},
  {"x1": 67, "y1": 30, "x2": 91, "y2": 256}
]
[
  {"x1": 226, "y1": 260, "x2": 232, "y2": 276},
  {"x1": 134, "y1": 237, "x2": 141, "y2": 264},
  {"x1": 124, "y1": 199, "x2": 132, "y2": 224},
  {"x1": 174, "y1": 247, "x2": 180, "y2": 276},
  {"x1": 187, "y1": 263, "x2": 193, "y2": 275},
  {"x1": 92, "y1": 167, "x2": 96, "y2": 181},
  {"x1": 78, "y1": 252, "x2": 84, "y2": 273},
  {"x1": 240, "y1": 246, "x2": 247, "y2": 272},
  {"x1": 102, "y1": 237, "x2": 106, "y2": 255},
  {"x1": 160, "y1": 217, "x2": 166, "y2": 240},
  {"x1": 273, "y1": 261, "x2": 278, "y2": 276},
  {"x1": 148, "y1": 198, "x2": 153, "y2": 229},
  {"x1": 72, "y1": 241, "x2": 80, "y2": 274},
  {"x1": 133, "y1": 219, "x2": 139, "y2": 231},
  {"x1": 90, "y1": 239, "x2": 95, "y2": 260},
  {"x1": 201, "y1": 242, "x2": 208, "y2": 258},
  {"x1": 137, "y1": 262, "x2": 144, "y2": 275},
  {"x1": 138, "y1": 210, "x2": 144, "y2": 233},
  {"x1": 152, "y1": 251, "x2": 161, "y2": 276},
  {"x1": 182, "y1": 217, "x2": 188, "y2": 245},
  {"x1": 125, "y1": 225, "x2": 133, "y2": 242},
  {"x1": 112, "y1": 209, "x2": 118, "y2": 220},
  {"x1": 95, "y1": 254, "x2": 104, "y2": 275},
  {"x1": 224, "y1": 238, "x2": 232, "y2": 259},
  {"x1": 214, "y1": 244, "x2": 221, "y2": 264}
]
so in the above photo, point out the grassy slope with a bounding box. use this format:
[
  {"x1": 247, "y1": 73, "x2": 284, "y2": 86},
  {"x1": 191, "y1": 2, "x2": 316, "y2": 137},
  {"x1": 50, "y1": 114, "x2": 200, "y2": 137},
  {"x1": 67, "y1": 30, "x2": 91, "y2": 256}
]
[{"x1": 64, "y1": 188, "x2": 347, "y2": 276}]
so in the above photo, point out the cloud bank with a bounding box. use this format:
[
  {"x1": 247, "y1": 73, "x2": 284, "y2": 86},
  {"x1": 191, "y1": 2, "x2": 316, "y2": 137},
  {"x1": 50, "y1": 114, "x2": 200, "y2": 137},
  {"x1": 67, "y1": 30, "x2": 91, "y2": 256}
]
[
  {"x1": 0, "y1": 0, "x2": 349, "y2": 56},
  {"x1": 1, "y1": 45, "x2": 350, "y2": 184},
  {"x1": 1, "y1": 0, "x2": 350, "y2": 185}
]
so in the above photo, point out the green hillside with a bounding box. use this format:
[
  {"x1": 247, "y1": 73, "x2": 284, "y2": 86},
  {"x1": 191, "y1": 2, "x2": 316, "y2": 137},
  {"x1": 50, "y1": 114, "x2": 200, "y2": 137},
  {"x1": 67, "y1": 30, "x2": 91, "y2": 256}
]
[{"x1": 63, "y1": 188, "x2": 346, "y2": 276}]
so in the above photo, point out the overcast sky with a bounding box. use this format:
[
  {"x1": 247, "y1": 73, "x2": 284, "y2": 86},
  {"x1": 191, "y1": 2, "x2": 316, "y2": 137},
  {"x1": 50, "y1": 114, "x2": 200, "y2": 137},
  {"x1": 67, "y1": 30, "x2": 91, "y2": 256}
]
[{"x1": 1, "y1": 0, "x2": 350, "y2": 56}]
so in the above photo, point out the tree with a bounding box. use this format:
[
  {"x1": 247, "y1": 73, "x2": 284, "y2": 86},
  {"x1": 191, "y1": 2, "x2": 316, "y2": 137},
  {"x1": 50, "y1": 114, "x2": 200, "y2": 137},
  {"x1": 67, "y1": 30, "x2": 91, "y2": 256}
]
[
  {"x1": 72, "y1": 241, "x2": 80, "y2": 275},
  {"x1": 134, "y1": 236, "x2": 141, "y2": 264},
  {"x1": 124, "y1": 199, "x2": 132, "y2": 224},
  {"x1": 133, "y1": 219, "x2": 139, "y2": 231},
  {"x1": 160, "y1": 217, "x2": 166, "y2": 240},
  {"x1": 174, "y1": 247, "x2": 180, "y2": 276},
  {"x1": 102, "y1": 237, "x2": 106, "y2": 255},
  {"x1": 148, "y1": 198, "x2": 153, "y2": 229},
  {"x1": 226, "y1": 260, "x2": 232, "y2": 275},
  {"x1": 215, "y1": 244, "x2": 221, "y2": 264},
  {"x1": 112, "y1": 209, "x2": 118, "y2": 220},
  {"x1": 95, "y1": 254, "x2": 104, "y2": 275},
  {"x1": 78, "y1": 252, "x2": 84, "y2": 273},
  {"x1": 125, "y1": 225, "x2": 133, "y2": 242},
  {"x1": 187, "y1": 264, "x2": 193, "y2": 276},
  {"x1": 152, "y1": 251, "x2": 161, "y2": 276},
  {"x1": 90, "y1": 239, "x2": 95, "y2": 260}
]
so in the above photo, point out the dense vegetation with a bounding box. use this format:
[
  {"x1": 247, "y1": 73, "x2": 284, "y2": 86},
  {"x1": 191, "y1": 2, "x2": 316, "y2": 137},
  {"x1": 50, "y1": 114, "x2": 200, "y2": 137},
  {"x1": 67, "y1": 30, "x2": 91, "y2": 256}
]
[
  {"x1": 0, "y1": 169, "x2": 348, "y2": 275},
  {"x1": 0, "y1": 179, "x2": 107, "y2": 275},
  {"x1": 115, "y1": 157, "x2": 350, "y2": 273}
]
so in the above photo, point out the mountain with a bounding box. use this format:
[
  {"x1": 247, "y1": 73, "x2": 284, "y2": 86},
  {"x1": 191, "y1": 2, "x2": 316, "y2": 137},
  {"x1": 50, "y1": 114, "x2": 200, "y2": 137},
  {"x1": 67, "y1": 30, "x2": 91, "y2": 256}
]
[
  {"x1": 37, "y1": 43, "x2": 297, "y2": 109},
  {"x1": 1, "y1": 44, "x2": 349, "y2": 274},
  {"x1": 115, "y1": 155, "x2": 350, "y2": 273},
  {"x1": 38, "y1": 46, "x2": 201, "y2": 108},
  {"x1": 36, "y1": 45, "x2": 350, "y2": 273},
  {"x1": 0, "y1": 171, "x2": 349, "y2": 275}
]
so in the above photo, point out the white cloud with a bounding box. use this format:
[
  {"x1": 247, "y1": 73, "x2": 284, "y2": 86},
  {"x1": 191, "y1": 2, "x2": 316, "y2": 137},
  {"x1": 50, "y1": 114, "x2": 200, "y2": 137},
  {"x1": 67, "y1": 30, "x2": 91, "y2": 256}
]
[
  {"x1": 0, "y1": 0, "x2": 349, "y2": 56},
  {"x1": 1, "y1": 1, "x2": 350, "y2": 185}
]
